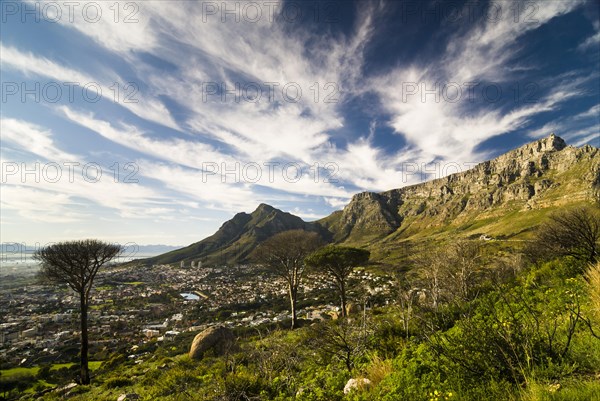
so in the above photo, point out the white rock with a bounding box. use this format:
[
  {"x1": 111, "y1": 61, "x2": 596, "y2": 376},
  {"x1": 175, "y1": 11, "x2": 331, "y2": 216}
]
[{"x1": 343, "y1": 378, "x2": 372, "y2": 394}]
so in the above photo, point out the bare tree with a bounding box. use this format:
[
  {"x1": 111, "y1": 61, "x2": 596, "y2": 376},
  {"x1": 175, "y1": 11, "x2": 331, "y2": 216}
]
[
  {"x1": 253, "y1": 230, "x2": 322, "y2": 329},
  {"x1": 309, "y1": 319, "x2": 373, "y2": 373},
  {"x1": 412, "y1": 244, "x2": 444, "y2": 310},
  {"x1": 394, "y1": 275, "x2": 418, "y2": 340},
  {"x1": 526, "y1": 205, "x2": 600, "y2": 265},
  {"x1": 445, "y1": 240, "x2": 482, "y2": 301},
  {"x1": 35, "y1": 239, "x2": 122, "y2": 384},
  {"x1": 413, "y1": 240, "x2": 482, "y2": 309},
  {"x1": 305, "y1": 246, "x2": 370, "y2": 318}
]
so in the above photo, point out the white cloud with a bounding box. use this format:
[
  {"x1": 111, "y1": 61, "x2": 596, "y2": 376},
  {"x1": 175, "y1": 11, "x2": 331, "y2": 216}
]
[
  {"x1": 369, "y1": 1, "x2": 588, "y2": 165},
  {"x1": 24, "y1": 0, "x2": 158, "y2": 54},
  {"x1": 578, "y1": 31, "x2": 600, "y2": 51},
  {"x1": 30, "y1": 1, "x2": 380, "y2": 167},
  {"x1": 575, "y1": 104, "x2": 600, "y2": 119},
  {"x1": 0, "y1": 118, "x2": 176, "y2": 221},
  {"x1": 1, "y1": 118, "x2": 74, "y2": 161},
  {"x1": 324, "y1": 197, "x2": 349, "y2": 209},
  {"x1": 58, "y1": 107, "x2": 355, "y2": 204},
  {"x1": 0, "y1": 43, "x2": 178, "y2": 130},
  {"x1": 445, "y1": 0, "x2": 584, "y2": 83},
  {"x1": 0, "y1": 185, "x2": 85, "y2": 223}
]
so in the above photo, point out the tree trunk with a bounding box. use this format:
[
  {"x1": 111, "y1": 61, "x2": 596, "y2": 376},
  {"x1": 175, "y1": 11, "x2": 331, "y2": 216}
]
[
  {"x1": 289, "y1": 286, "x2": 298, "y2": 330},
  {"x1": 79, "y1": 292, "x2": 90, "y2": 385},
  {"x1": 340, "y1": 280, "x2": 347, "y2": 318},
  {"x1": 345, "y1": 350, "x2": 353, "y2": 372}
]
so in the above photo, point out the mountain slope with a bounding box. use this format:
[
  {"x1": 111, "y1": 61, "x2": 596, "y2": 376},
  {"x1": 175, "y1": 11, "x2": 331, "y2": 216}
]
[
  {"x1": 145, "y1": 134, "x2": 599, "y2": 266},
  {"x1": 319, "y1": 135, "x2": 598, "y2": 244},
  {"x1": 142, "y1": 203, "x2": 326, "y2": 266}
]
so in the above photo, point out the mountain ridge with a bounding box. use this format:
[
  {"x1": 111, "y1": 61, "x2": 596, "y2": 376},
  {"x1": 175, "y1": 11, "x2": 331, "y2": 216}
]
[
  {"x1": 141, "y1": 134, "x2": 599, "y2": 266},
  {"x1": 142, "y1": 203, "x2": 326, "y2": 266}
]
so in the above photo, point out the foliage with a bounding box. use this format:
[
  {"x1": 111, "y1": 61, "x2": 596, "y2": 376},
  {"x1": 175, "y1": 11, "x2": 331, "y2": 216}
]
[
  {"x1": 252, "y1": 230, "x2": 323, "y2": 329},
  {"x1": 15, "y1": 220, "x2": 600, "y2": 400},
  {"x1": 584, "y1": 262, "x2": 600, "y2": 320},
  {"x1": 525, "y1": 205, "x2": 600, "y2": 265},
  {"x1": 307, "y1": 319, "x2": 374, "y2": 373},
  {"x1": 305, "y1": 245, "x2": 370, "y2": 317},
  {"x1": 430, "y1": 261, "x2": 596, "y2": 386},
  {"x1": 103, "y1": 377, "x2": 133, "y2": 388},
  {"x1": 34, "y1": 239, "x2": 122, "y2": 385}
]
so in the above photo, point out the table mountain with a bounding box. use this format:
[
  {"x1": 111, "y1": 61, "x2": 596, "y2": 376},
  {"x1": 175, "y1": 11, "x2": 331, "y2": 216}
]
[
  {"x1": 143, "y1": 134, "x2": 599, "y2": 266},
  {"x1": 319, "y1": 134, "x2": 598, "y2": 245}
]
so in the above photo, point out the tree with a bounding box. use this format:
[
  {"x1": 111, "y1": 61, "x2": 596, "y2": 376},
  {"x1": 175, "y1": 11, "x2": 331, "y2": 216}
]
[
  {"x1": 394, "y1": 274, "x2": 418, "y2": 340},
  {"x1": 305, "y1": 245, "x2": 370, "y2": 318},
  {"x1": 412, "y1": 240, "x2": 483, "y2": 310},
  {"x1": 308, "y1": 319, "x2": 373, "y2": 372},
  {"x1": 444, "y1": 240, "x2": 482, "y2": 302},
  {"x1": 253, "y1": 230, "x2": 322, "y2": 329},
  {"x1": 526, "y1": 205, "x2": 600, "y2": 265},
  {"x1": 34, "y1": 239, "x2": 122, "y2": 384}
]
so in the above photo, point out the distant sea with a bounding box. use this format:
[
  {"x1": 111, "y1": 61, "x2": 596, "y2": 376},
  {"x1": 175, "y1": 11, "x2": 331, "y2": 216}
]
[{"x1": 0, "y1": 244, "x2": 180, "y2": 277}]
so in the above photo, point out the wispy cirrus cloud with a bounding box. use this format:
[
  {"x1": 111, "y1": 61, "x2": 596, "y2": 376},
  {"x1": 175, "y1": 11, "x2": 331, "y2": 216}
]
[
  {"x1": 0, "y1": 118, "x2": 174, "y2": 222},
  {"x1": 369, "y1": 0, "x2": 592, "y2": 164},
  {"x1": 0, "y1": 43, "x2": 178, "y2": 130}
]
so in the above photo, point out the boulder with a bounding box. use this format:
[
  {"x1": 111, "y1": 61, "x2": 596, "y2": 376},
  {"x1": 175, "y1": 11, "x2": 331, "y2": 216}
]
[
  {"x1": 343, "y1": 378, "x2": 372, "y2": 394},
  {"x1": 189, "y1": 326, "x2": 235, "y2": 360}
]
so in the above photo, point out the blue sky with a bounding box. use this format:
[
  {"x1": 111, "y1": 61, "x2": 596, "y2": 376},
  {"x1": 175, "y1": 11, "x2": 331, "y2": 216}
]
[{"x1": 1, "y1": 0, "x2": 599, "y2": 246}]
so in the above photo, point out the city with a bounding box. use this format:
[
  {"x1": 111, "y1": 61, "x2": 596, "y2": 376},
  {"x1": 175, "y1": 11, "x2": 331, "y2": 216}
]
[{"x1": 0, "y1": 261, "x2": 393, "y2": 370}]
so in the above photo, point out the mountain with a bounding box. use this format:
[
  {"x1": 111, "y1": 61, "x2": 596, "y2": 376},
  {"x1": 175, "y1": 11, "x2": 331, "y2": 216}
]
[
  {"x1": 320, "y1": 134, "x2": 599, "y2": 244},
  {"x1": 142, "y1": 203, "x2": 327, "y2": 266},
  {"x1": 144, "y1": 134, "x2": 599, "y2": 266}
]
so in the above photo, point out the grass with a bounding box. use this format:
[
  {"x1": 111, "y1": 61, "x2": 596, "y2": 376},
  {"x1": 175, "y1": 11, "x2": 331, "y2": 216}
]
[
  {"x1": 0, "y1": 361, "x2": 102, "y2": 378},
  {"x1": 95, "y1": 285, "x2": 114, "y2": 291},
  {"x1": 0, "y1": 366, "x2": 40, "y2": 377},
  {"x1": 521, "y1": 380, "x2": 600, "y2": 401}
]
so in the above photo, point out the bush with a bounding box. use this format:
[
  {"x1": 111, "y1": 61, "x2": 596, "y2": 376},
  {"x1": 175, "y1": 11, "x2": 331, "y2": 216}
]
[{"x1": 104, "y1": 376, "x2": 133, "y2": 388}]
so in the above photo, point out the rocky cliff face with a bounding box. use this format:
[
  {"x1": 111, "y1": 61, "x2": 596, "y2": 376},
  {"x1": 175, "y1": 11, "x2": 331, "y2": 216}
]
[
  {"x1": 146, "y1": 134, "x2": 599, "y2": 266},
  {"x1": 323, "y1": 134, "x2": 599, "y2": 242}
]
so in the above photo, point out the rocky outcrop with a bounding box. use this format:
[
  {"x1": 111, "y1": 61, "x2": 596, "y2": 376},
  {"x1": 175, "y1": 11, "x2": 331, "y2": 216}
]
[
  {"x1": 327, "y1": 134, "x2": 599, "y2": 241},
  {"x1": 189, "y1": 326, "x2": 235, "y2": 360},
  {"x1": 333, "y1": 192, "x2": 401, "y2": 242}
]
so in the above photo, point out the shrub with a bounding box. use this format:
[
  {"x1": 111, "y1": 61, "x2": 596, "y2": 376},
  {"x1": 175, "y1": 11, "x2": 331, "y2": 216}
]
[
  {"x1": 104, "y1": 376, "x2": 133, "y2": 388},
  {"x1": 365, "y1": 355, "x2": 392, "y2": 386},
  {"x1": 584, "y1": 262, "x2": 600, "y2": 319}
]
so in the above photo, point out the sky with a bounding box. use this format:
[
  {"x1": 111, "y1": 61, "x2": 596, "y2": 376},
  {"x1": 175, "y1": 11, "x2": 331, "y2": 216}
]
[{"x1": 1, "y1": 0, "x2": 599, "y2": 247}]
